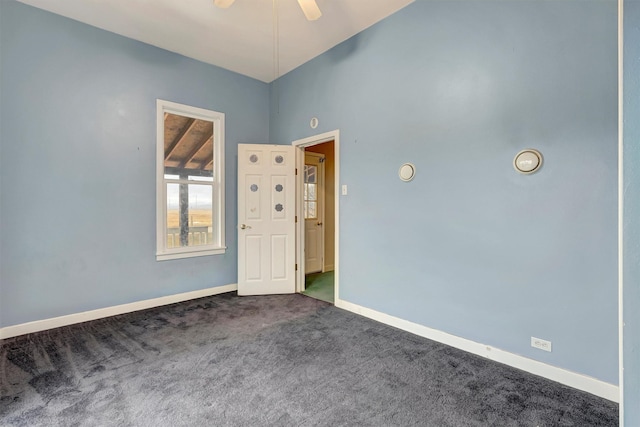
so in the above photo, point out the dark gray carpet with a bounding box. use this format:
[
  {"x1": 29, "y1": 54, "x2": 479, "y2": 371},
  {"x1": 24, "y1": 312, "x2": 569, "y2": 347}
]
[{"x1": 0, "y1": 293, "x2": 618, "y2": 426}]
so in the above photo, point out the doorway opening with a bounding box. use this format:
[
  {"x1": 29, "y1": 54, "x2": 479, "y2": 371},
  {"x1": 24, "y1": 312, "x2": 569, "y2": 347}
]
[{"x1": 293, "y1": 130, "x2": 340, "y2": 305}]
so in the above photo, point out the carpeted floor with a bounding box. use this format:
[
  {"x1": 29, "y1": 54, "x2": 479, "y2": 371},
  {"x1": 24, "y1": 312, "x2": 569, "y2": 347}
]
[
  {"x1": 303, "y1": 271, "x2": 334, "y2": 303},
  {"x1": 0, "y1": 293, "x2": 618, "y2": 426}
]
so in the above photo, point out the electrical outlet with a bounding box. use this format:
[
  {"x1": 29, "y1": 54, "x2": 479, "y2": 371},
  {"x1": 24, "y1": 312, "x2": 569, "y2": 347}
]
[
  {"x1": 341, "y1": 185, "x2": 348, "y2": 195},
  {"x1": 531, "y1": 337, "x2": 552, "y2": 352}
]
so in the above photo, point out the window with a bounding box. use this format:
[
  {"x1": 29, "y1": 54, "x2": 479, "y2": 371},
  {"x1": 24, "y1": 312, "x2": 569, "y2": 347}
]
[
  {"x1": 304, "y1": 164, "x2": 318, "y2": 219},
  {"x1": 156, "y1": 100, "x2": 225, "y2": 260}
]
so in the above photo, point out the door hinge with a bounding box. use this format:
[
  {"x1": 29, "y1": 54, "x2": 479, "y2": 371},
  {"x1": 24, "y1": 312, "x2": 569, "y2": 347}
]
[
  {"x1": 295, "y1": 215, "x2": 298, "y2": 223},
  {"x1": 319, "y1": 157, "x2": 326, "y2": 163},
  {"x1": 295, "y1": 168, "x2": 298, "y2": 175},
  {"x1": 295, "y1": 263, "x2": 298, "y2": 271}
]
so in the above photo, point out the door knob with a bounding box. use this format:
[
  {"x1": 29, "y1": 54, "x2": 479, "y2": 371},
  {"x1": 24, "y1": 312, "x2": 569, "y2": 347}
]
[
  {"x1": 240, "y1": 224, "x2": 251, "y2": 229},
  {"x1": 317, "y1": 222, "x2": 323, "y2": 226}
]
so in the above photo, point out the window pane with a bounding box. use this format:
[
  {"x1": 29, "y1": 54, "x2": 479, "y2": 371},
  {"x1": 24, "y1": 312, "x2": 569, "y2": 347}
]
[
  {"x1": 188, "y1": 184, "x2": 213, "y2": 247},
  {"x1": 166, "y1": 183, "x2": 213, "y2": 249},
  {"x1": 166, "y1": 183, "x2": 180, "y2": 249},
  {"x1": 308, "y1": 202, "x2": 317, "y2": 219},
  {"x1": 305, "y1": 165, "x2": 317, "y2": 184},
  {"x1": 163, "y1": 113, "x2": 214, "y2": 179},
  {"x1": 304, "y1": 201, "x2": 317, "y2": 219},
  {"x1": 308, "y1": 183, "x2": 316, "y2": 201}
]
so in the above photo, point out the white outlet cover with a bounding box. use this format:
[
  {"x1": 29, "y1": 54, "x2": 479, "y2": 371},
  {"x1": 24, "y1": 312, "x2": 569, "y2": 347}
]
[
  {"x1": 531, "y1": 336, "x2": 552, "y2": 352},
  {"x1": 310, "y1": 117, "x2": 319, "y2": 129}
]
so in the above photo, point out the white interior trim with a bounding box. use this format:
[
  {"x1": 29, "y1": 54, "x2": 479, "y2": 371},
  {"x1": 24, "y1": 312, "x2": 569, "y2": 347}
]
[
  {"x1": 618, "y1": 0, "x2": 625, "y2": 420},
  {"x1": 0, "y1": 284, "x2": 238, "y2": 340},
  {"x1": 156, "y1": 247, "x2": 227, "y2": 261},
  {"x1": 292, "y1": 130, "x2": 340, "y2": 301},
  {"x1": 335, "y1": 297, "x2": 619, "y2": 403}
]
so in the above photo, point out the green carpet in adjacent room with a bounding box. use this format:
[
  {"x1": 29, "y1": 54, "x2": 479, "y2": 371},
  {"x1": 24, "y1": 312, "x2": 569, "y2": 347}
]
[{"x1": 303, "y1": 271, "x2": 334, "y2": 303}]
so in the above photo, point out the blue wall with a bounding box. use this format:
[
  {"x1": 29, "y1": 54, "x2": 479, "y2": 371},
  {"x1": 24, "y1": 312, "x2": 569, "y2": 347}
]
[
  {"x1": 0, "y1": 1, "x2": 269, "y2": 327},
  {"x1": 0, "y1": 0, "x2": 622, "y2": 392},
  {"x1": 271, "y1": 0, "x2": 619, "y2": 384},
  {"x1": 624, "y1": 0, "x2": 640, "y2": 422}
]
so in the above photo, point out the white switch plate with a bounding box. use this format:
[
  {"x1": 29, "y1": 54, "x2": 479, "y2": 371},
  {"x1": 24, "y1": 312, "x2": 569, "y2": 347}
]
[
  {"x1": 531, "y1": 337, "x2": 552, "y2": 352},
  {"x1": 342, "y1": 185, "x2": 348, "y2": 195}
]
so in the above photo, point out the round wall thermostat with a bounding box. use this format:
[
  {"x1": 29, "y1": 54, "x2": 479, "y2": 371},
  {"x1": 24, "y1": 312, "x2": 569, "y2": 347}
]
[
  {"x1": 514, "y1": 149, "x2": 542, "y2": 174},
  {"x1": 310, "y1": 117, "x2": 319, "y2": 129},
  {"x1": 399, "y1": 163, "x2": 416, "y2": 182}
]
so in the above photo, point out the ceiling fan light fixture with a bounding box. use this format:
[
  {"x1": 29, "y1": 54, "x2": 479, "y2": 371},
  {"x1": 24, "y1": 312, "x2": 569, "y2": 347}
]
[
  {"x1": 297, "y1": 0, "x2": 322, "y2": 21},
  {"x1": 213, "y1": 0, "x2": 236, "y2": 8}
]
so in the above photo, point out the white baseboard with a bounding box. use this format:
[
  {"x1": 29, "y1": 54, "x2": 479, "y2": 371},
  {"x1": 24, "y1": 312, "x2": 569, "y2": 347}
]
[
  {"x1": 335, "y1": 297, "x2": 619, "y2": 403},
  {"x1": 0, "y1": 284, "x2": 238, "y2": 340}
]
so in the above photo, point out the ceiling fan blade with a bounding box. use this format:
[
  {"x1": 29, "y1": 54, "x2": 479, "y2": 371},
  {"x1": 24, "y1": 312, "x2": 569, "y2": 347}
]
[
  {"x1": 297, "y1": 0, "x2": 322, "y2": 21},
  {"x1": 213, "y1": 0, "x2": 236, "y2": 8}
]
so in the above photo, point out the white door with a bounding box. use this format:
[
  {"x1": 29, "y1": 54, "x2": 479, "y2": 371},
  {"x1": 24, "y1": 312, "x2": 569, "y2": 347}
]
[
  {"x1": 304, "y1": 152, "x2": 324, "y2": 274},
  {"x1": 237, "y1": 144, "x2": 296, "y2": 295}
]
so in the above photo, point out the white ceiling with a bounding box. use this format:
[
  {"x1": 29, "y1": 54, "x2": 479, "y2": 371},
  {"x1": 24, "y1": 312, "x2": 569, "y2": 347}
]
[{"x1": 18, "y1": 0, "x2": 414, "y2": 83}]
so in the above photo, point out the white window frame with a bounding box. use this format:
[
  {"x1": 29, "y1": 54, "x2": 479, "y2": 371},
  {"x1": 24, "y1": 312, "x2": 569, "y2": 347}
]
[{"x1": 156, "y1": 99, "x2": 226, "y2": 261}]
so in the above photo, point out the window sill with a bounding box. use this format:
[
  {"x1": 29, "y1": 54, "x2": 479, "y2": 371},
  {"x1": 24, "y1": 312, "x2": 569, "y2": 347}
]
[{"x1": 156, "y1": 247, "x2": 227, "y2": 261}]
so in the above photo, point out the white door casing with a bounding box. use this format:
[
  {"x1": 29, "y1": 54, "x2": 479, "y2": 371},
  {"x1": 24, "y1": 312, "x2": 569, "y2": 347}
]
[
  {"x1": 293, "y1": 129, "x2": 339, "y2": 296},
  {"x1": 304, "y1": 152, "x2": 325, "y2": 274},
  {"x1": 237, "y1": 144, "x2": 296, "y2": 295}
]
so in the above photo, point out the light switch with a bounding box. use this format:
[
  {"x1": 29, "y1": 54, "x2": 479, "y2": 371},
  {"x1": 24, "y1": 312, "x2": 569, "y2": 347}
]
[{"x1": 342, "y1": 185, "x2": 348, "y2": 195}]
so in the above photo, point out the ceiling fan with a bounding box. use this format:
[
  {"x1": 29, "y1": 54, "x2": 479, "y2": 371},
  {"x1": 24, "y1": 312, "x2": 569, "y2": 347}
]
[{"x1": 214, "y1": 0, "x2": 322, "y2": 21}]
